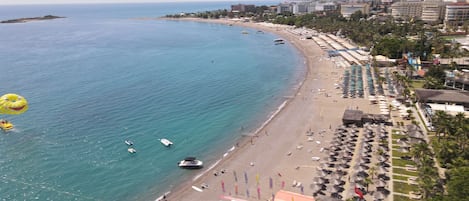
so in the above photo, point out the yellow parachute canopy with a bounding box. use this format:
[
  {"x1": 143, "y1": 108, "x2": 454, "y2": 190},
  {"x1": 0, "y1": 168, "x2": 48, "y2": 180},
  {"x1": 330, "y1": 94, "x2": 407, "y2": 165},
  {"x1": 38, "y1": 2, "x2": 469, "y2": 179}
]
[{"x1": 0, "y1": 93, "x2": 29, "y2": 115}]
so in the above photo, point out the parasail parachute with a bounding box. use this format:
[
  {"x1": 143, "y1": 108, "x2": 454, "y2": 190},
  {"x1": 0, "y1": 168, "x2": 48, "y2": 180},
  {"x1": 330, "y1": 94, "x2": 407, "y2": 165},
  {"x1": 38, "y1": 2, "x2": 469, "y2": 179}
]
[{"x1": 0, "y1": 93, "x2": 29, "y2": 115}]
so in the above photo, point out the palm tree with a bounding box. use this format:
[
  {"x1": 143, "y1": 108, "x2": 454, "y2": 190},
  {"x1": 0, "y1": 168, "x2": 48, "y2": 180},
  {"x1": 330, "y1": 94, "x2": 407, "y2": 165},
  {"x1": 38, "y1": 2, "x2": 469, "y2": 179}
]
[
  {"x1": 363, "y1": 177, "x2": 373, "y2": 192},
  {"x1": 411, "y1": 142, "x2": 432, "y2": 165},
  {"x1": 432, "y1": 110, "x2": 451, "y2": 141},
  {"x1": 369, "y1": 165, "x2": 377, "y2": 179}
]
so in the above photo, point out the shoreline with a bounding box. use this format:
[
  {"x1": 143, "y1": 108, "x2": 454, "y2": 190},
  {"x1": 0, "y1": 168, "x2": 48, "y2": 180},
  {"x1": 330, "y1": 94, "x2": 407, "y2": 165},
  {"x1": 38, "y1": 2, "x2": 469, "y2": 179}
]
[{"x1": 157, "y1": 18, "x2": 343, "y2": 201}]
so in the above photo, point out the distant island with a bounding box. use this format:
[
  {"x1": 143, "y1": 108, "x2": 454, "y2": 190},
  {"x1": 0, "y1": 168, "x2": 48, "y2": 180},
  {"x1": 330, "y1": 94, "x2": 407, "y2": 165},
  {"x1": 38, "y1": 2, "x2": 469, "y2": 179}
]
[{"x1": 1, "y1": 15, "x2": 65, "y2": 24}]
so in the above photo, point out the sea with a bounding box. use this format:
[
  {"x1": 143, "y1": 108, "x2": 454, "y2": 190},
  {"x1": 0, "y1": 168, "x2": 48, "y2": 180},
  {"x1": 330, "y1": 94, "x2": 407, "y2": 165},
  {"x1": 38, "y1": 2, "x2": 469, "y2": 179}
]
[{"x1": 0, "y1": 2, "x2": 306, "y2": 200}]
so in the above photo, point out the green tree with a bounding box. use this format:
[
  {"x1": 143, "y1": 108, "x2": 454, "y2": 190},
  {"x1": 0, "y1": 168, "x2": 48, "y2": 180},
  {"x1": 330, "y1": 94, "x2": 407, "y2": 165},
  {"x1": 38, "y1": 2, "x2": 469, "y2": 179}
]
[{"x1": 446, "y1": 167, "x2": 469, "y2": 200}]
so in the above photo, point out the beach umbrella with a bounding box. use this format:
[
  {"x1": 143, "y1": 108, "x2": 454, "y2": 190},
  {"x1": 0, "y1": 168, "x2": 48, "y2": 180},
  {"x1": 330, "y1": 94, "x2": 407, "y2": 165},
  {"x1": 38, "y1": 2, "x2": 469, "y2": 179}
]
[
  {"x1": 399, "y1": 147, "x2": 410, "y2": 153},
  {"x1": 354, "y1": 165, "x2": 366, "y2": 172},
  {"x1": 375, "y1": 191, "x2": 386, "y2": 200},
  {"x1": 355, "y1": 183, "x2": 364, "y2": 189},
  {"x1": 310, "y1": 184, "x2": 323, "y2": 193},
  {"x1": 320, "y1": 163, "x2": 329, "y2": 169},
  {"x1": 354, "y1": 175, "x2": 364, "y2": 182},
  {"x1": 244, "y1": 171, "x2": 248, "y2": 184},
  {"x1": 331, "y1": 173, "x2": 342, "y2": 180},
  {"x1": 379, "y1": 166, "x2": 388, "y2": 174},
  {"x1": 312, "y1": 177, "x2": 325, "y2": 184},
  {"x1": 360, "y1": 152, "x2": 370, "y2": 158},
  {"x1": 317, "y1": 170, "x2": 327, "y2": 177},
  {"x1": 327, "y1": 186, "x2": 338, "y2": 194},
  {"x1": 399, "y1": 140, "x2": 410, "y2": 147},
  {"x1": 377, "y1": 179, "x2": 386, "y2": 187},
  {"x1": 332, "y1": 179, "x2": 344, "y2": 186},
  {"x1": 379, "y1": 155, "x2": 388, "y2": 162}
]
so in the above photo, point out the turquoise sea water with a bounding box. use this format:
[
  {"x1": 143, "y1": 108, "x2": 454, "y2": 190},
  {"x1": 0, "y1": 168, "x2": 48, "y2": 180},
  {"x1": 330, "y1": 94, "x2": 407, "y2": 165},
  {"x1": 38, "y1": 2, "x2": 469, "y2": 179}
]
[{"x1": 0, "y1": 2, "x2": 305, "y2": 200}]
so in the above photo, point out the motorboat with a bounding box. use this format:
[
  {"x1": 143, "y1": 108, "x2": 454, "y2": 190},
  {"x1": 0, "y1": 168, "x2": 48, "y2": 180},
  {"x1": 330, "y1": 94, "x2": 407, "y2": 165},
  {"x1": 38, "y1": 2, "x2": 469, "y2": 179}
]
[
  {"x1": 274, "y1": 38, "x2": 285, "y2": 45},
  {"x1": 128, "y1": 147, "x2": 137, "y2": 154},
  {"x1": 159, "y1": 138, "x2": 173, "y2": 147},
  {"x1": 155, "y1": 191, "x2": 171, "y2": 201},
  {"x1": 178, "y1": 157, "x2": 203, "y2": 169},
  {"x1": 0, "y1": 119, "x2": 13, "y2": 131},
  {"x1": 124, "y1": 140, "x2": 133, "y2": 146}
]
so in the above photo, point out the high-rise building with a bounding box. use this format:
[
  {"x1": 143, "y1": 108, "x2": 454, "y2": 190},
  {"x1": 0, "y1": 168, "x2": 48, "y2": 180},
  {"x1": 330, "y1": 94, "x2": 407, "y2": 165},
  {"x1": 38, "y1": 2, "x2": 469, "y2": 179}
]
[
  {"x1": 340, "y1": 3, "x2": 370, "y2": 18},
  {"x1": 445, "y1": 3, "x2": 469, "y2": 26}
]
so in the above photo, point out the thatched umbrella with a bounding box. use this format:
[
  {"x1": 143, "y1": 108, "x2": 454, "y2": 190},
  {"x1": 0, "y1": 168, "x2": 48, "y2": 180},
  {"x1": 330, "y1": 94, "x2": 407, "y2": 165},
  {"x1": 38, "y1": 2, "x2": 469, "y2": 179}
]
[
  {"x1": 310, "y1": 184, "x2": 324, "y2": 193},
  {"x1": 361, "y1": 152, "x2": 371, "y2": 158},
  {"x1": 398, "y1": 140, "x2": 410, "y2": 147},
  {"x1": 320, "y1": 163, "x2": 329, "y2": 169},
  {"x1": 339, "y1": 163, "x2": 350, "y2": 169},
  {"x1": 331, "y1": 172, "x2": 342, "y2": 180},
  {"x1": 331, "y1": 141, "x2": 343, "y2": 146},
  {"x1": 327, "y1": 185, "x2": 341, "y2": 194},
  {"x1": 332, "y1": 178, "x2": 344, "y2": 186},
  {"x1": 376, "y1": 179, "x2": 386, "y2": 187},
  {"x1": 317, "y1": 170, "x2": 328, "y2": 177},
  {"x1": 327, "y1": 157, "x2": 337, "y2": 163},
  {"x1": 357, "y1": 158, "x2": 369, "y2": 164},
  {"x1": 354, "y1": 175, "x2": 364, "y2": 182},
  {"x1": 378, "y1": 166, "x2": 388, "y2": 175},
  {"x1": 379, "y1": 155, "x2": 388, "y2": 162},
  {"x1": 355, "y1": 183, "x2": 365, "y2": 189},
  {"x1": 313, "y1": 177, "x2": 327, "y2": 184},
  {"x1": 374, "y1": 191, "x2": 386, "y2": 200},
  {"x1": 329, "y1": 151, "x2": 338, "y2": 156},
  {"x1": 354, "y1": 165, "x2": 366, "y2": 173}
]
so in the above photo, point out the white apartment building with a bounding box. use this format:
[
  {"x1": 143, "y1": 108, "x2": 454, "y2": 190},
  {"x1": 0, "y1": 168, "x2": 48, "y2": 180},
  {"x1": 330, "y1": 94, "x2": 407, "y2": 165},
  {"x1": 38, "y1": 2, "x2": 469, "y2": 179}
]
[
  {"x1": 445, "y1": 3, "x2": 469, "y2": 26},
  {"x1": 421, "y1": 0, "x2": 446, "y2": 22},
  {"x1": 340, "y1": 3, "x2": 370, "y2": 18},
  {"x1": 391, "y1": 1, "x2": 423, "y2": 20}
]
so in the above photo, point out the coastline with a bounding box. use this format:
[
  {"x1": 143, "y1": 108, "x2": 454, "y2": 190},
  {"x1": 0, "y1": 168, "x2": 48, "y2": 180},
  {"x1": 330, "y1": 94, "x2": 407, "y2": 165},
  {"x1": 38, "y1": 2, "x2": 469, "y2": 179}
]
[{"x1": 159, "y1": 18, "x2": 346, "y2": 201}]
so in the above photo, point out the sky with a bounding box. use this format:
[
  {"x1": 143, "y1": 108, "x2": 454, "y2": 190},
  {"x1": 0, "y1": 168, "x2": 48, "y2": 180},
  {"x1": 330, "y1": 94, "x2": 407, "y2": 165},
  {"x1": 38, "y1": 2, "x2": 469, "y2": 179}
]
[{"x1": 0, "y1": 0, "x2": 250, "y2": 5}]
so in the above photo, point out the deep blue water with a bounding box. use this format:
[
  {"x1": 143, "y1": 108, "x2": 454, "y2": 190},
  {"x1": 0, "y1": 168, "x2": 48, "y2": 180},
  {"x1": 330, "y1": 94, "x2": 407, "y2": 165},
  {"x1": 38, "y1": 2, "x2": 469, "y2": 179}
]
[{"x1": 0, "y1": 2, "x2": 305, "y2": 201}]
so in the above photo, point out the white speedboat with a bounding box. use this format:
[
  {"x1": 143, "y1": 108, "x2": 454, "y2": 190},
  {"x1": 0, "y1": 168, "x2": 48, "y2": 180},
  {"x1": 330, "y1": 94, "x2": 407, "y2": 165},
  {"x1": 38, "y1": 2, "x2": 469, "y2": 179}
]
[
  {"x1": 124, "y1": 140, "x2": 133, "y2": 146},
  {"x1": 178, "y1": 157, "x2": 203, "y2": 169},
  {"x1": 159, "y1": 138, "x2": 173, "y2": 147},
  {"x1": 128, "y1": 147, "x2": 137, "y2": 154}
]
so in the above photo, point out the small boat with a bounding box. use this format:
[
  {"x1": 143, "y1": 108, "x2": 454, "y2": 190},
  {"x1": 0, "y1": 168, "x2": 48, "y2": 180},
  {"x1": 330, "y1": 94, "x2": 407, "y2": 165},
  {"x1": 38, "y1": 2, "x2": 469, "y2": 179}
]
[
  {"x1": 241, "y1": 30, "x2": 249, "y2": 34},
  {"x1": 0, "y1": 119, "x2": 14, "y2": 131},
  {"x1": 274, "y1": 38, "x2": 285, "y2": 45},
  {"x1": 178, "y1": 157, "x2": 203, "y2": 169},
  {"x1": 155, "y1": 191, "x2": 171, "y2": 201},
  {"x1": 124, "y1": 140, "x2": 133, "y2": 146},
  {"x1": 159, "y1": 138, "x2": 173, "y2": 147},
  {"x1": 128, "y1": 147, "x2": 137, "y2": 153}
]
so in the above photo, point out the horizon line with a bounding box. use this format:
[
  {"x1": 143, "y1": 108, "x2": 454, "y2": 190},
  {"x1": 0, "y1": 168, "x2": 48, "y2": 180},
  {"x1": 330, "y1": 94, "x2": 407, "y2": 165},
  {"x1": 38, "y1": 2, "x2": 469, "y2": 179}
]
[{"x1": 0, "y1": 0, "x2": 276, "y2": 6}]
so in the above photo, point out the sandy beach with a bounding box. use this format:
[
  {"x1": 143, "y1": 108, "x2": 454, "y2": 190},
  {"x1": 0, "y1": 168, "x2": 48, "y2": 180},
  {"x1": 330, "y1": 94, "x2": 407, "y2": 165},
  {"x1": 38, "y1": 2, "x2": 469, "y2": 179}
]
[{"x1": 160, "y1": 18, "x2": 374, "y2": 201}]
